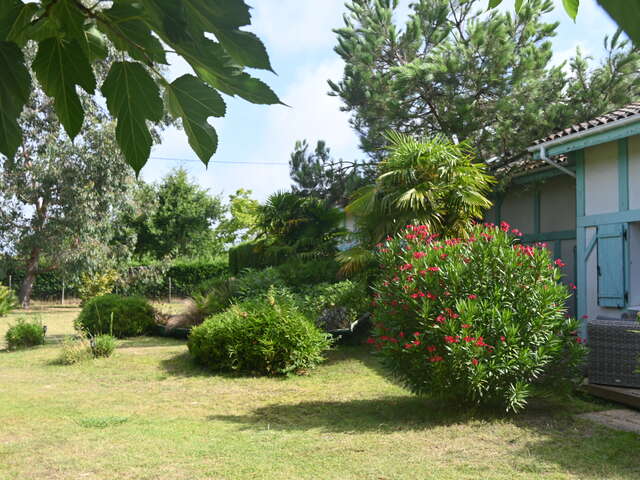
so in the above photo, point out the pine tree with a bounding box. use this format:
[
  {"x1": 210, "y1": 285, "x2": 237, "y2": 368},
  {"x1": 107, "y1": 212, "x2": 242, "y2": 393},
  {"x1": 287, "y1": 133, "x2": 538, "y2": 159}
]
[{"x1": 330, "y1": 0, "x2": 640, "y2": 166}]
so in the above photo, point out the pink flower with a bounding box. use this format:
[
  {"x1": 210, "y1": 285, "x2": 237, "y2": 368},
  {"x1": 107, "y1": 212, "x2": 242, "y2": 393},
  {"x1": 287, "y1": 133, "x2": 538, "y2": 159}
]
[
  {"x1": 461, "y1": 324, "x2": 471, "y2": 329},
  {"x1": 500, "y1": 221, "x2": 510, "y2": 232},
  {"x1": 554, "y1": 258, "x2": 566, "y2": 268},
  {"x1": 366, "y1": 337, "x2": 376, "y2": 344},
  {"x1": 427, "y1": 345, "x2": 437, "y2": 353},
  {"x1": 435, "y1": 315, "x2": 446, "y2": 324},
  {"x1": 428, "y1": 266, "x2": 440, "y2": 272},
  {"x1": 413, "y1": 251, "x2": 426, "y2": 259},
  {"x1": 511, "y1": 228, "x2": 523, "y2": 237},
  {"x1": 429, "y1": 355, "x2": 444, "y2": 363},
  {"x1": 569, "y1": 283, "x2": 577, "y2": 290},
  {"x1": 400, "y1": 263, "x2": 413, "y2": 271},
  {"x1": 500, "y1": 336, "x2": 506, "y2": 342},
  {"x1": 467, "y1": 294, "x2": 477, "y2": 300},
  {"x1": 471, "y1": 358, "x2": 479, "y2": 366}
]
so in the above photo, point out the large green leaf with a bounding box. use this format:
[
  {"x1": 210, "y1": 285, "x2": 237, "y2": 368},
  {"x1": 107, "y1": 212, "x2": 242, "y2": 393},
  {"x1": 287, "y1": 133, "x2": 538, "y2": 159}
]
[
  {"x1": 562, "y1": 0, "x2": 579, "y2": 20},
  {"x1": 488, "y1": 0, "x2": 503, "y2": 8},
  {"x1": 214, "y1": 29, "x2": 272, "y2": 71},
  {"x1": 101, "y1": 61, "x2": 163, "y2": 174},
  {"x1": 165, "y1": 74, "x2": 226, "y2": 165},
  {"x1": 597, "y1": 0, "x2": 640, "y2": 45},
  {"x1": 0, "y1": 41, "x2": 30, "y2": 158},
  {"x1": 32, "y1": 38, "x2": 96, "y2": 139},
  {"x1": 50, "y1": 0, "x2": 85, "y2": 41},
  {"x1": 1, "y1": 1, "x2": 37, "y2": 46},
  {"x1": 99, "y1": 3, "x2": 167, "y2": 64},
  {"x1": 195, "y1": 65, "x2": 281, "y2": 105}
]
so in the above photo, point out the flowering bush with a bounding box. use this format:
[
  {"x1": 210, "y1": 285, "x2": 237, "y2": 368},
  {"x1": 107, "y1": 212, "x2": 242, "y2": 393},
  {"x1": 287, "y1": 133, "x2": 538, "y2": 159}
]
[{"x1": 370, "y1": 222, "x2": 585, "y2": 411}]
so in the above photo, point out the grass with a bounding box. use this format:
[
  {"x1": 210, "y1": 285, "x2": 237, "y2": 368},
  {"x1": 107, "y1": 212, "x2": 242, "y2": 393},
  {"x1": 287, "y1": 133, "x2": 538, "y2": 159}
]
[{"x1": 1, "y1": 305, "x2": 640, "y2": 479}]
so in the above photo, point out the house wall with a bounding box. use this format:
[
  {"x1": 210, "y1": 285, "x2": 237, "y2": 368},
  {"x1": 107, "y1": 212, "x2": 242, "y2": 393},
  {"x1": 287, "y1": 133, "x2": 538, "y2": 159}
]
[
  {"x1": 578, "y1": 134, "x2": 640, "y2": 330},
  {"x1": 492, "y1": 170, "x2": 577, "y2": 314}
]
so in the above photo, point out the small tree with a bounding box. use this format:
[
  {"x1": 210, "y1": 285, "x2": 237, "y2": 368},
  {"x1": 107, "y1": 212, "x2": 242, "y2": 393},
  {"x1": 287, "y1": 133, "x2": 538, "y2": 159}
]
[
  {"x1": 339, "y1": 132, "x2": 493, "y2": 273},
  {"x1": 214, "y1": 188, "x2": 260, "y2": 246}
]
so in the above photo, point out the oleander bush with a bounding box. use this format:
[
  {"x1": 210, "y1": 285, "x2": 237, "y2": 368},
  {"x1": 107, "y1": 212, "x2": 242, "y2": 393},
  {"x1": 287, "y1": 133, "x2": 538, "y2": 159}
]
[
  {"x1": 75, "y1": 294, "x2": 155, "y2": 338},
  {"x1": 0, "y1": 285, "x2": 19, "y2": 316},
  {"x1": 188, "y1": 288, "x2": 332, "y2": 375},
  {"x1": 5, "y1": 318, "x2": 45, "y2": 350},
  {"x1": 370, "y1": 222, "x2": 586, "y2": 412}
]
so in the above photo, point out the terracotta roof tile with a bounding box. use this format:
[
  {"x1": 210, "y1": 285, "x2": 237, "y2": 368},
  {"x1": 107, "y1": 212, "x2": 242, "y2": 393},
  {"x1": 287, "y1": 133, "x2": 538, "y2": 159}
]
[{"x1": 534, "y1": 102, "x2": 640, "y2": 144}]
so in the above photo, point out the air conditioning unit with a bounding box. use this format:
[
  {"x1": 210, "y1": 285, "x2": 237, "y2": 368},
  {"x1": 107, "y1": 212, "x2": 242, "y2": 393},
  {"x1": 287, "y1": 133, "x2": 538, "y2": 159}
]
[{"x1": 588, "y1": 319, "x2": 640, "y2": 388}]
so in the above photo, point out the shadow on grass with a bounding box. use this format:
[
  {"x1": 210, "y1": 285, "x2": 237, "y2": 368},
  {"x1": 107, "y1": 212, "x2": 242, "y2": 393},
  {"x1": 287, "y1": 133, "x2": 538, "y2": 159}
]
[
  {"x1": 159, "y1": 351, "x2": 213, "y2": 377},
  {"x1": 209, "y1": 395, "x2": 640, "y2": 479}
]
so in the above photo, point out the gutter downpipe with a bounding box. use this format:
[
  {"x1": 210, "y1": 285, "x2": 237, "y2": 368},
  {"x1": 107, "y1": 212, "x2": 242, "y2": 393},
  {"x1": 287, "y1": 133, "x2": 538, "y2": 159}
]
[{"x1": 538, "y1": 145, "x2": 576, "y2": 178}]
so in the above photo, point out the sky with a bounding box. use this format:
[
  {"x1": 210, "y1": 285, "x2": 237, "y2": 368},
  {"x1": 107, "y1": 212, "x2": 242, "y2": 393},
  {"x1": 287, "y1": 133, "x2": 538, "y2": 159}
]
[{"x1": 141, "y1": 0, "x2": 619, "y2": 202}]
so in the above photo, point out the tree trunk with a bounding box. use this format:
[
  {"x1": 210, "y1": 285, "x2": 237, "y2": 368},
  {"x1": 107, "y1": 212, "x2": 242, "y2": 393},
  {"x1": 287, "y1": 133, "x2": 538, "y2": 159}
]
[{"x1": 19, "y1": 247, "x2": 41, "y2": 308}]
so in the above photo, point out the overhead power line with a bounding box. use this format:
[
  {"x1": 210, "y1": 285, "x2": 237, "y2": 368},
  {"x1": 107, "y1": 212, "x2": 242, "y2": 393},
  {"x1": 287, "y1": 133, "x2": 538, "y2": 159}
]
[{"x1": 150, "y1": 156, "x2": 289, "y2": 166}]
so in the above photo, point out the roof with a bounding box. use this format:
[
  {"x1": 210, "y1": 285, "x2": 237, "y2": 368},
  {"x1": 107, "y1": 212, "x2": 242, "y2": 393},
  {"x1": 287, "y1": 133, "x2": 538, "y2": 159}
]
[{"x1": 533, "y1": 102, "x2": 640, "y2": 145}]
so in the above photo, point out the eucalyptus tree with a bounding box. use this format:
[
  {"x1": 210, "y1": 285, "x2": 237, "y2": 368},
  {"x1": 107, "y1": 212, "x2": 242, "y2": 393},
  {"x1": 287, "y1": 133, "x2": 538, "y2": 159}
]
[{"x1": 0, "y1": 90, "x2": 135, "y2": 307}]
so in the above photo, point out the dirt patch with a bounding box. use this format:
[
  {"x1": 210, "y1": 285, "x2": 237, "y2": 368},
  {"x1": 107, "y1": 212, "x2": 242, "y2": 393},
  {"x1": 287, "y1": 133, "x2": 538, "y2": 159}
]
[{"x1": 577, "y1": 409, "x2": 640, "y2": 434}]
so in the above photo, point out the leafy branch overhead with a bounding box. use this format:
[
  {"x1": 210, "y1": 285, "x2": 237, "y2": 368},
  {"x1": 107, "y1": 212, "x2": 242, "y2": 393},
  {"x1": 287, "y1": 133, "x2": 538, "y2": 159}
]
[{"x1": 0, "y1": 0, "x2": 281, "y2": 173}]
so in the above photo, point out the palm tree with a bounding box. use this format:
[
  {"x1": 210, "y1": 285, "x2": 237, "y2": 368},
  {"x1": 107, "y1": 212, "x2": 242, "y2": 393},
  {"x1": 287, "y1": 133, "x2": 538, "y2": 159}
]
[{"x1": 338, "y1": 131, "x2": 494, "y2": 273}]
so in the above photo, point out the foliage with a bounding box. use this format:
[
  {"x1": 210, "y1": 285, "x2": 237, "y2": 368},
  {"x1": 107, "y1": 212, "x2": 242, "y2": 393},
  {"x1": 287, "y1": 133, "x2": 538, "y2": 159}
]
[
  {"x1": 289, "y1": 139, "x2": 371, "y2": 205},
  {"x1": 91, "y1": 334, "x2": 117, "y2": 358},
  {"x1": 5, "y1": 318, "x2": 45, "y2": 350},
  {"x1": 331, "y1": 0, "x2": 640, "y2": 165},
  {"x1": 76, "y1": 294, "x2": 155, "y2": 338},
  {"x1": 123, "y1": 169, "x2": 226, "y2": 260},
  {"x1": 214, "y1": 189, "x2": 260, "y2": 246},
  {"x1": 0, "y1": 285, "x2": 18, "y2": 316},
  {"x1": 57, "y1": 335, "x2": 92, "y2": 365},
  {"x1": 339, "y1": 132, "x2": 493, "y2": 274},
  {"x1": 489, "y1": 1, "x2": 640, "y2": 47},
  {"x1": 0, "y1": 0, "x2": 280, "y2": 173},
  {"x1": 78, "y1": 269, "x2": 120, "y2": 303},
  {"x1": 298, "y1": 280, "x2": 370, "y2": 331},
  {"x1": 0, "y1": 45, "x2": 136, "y2": 307},
  {"x1": 188, "y1": 288, "x2": 332, "y2": 375},
  {"x1": 369, "y1": 223, "x2": 586, "y2": 412},
  {"x1": 276, "y1": 258, "x2": 341, "y2": 288},
  {"x1": 228, "y1": 240, "x2": 284, "y2": 274}
]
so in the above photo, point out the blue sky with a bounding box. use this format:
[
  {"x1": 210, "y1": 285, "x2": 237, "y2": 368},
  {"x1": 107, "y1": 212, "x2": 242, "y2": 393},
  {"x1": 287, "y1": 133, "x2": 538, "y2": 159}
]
[{"x1": 141, "y1": 0, "x2": 619, "y2": 202}]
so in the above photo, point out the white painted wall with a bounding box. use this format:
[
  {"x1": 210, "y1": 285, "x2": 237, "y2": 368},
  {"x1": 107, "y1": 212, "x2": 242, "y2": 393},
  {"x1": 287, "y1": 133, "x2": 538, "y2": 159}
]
[
  {"x1": 628, "y1": 135, "x2": 640, "y2": 210},
  {"x1": 584, "y1": 141, "x2": 618, "y2": 216}
]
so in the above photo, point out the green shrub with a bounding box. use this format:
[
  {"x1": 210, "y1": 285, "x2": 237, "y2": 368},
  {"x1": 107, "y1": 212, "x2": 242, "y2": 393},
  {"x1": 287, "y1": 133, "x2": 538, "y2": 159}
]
[
  {"x1": 298, "y1": 280, "x2": 370, "y2": 330},
  {"x1": 0, "y1": 285, "x2": 18, "y2": 316},
  {"x1": 228, "y1": 240, "x2": 287, "y2": 274},
  {"x1": 57, "y1": 335, "x2": 92, "y2": 365},
  {"x1": 5, "y1": 318, "x2": 45, "y2": 349},
  {"x1": 370, "y1": 223, "x2": 586, "y2": 412},
  {"x1": 91, "y1": 334, "x2": 117, "y2": 358},
  {"x1": 76, "y1": 294, "x2": 155, "y2": 338},
  {"x1": 78, "y1": 269, "x2": 120, "y2": 303},
  {"x1": 276, "y1": 258, "x2": 340, "y2": 287},
  {"x1": 188, "y1": 288, "x2": 332, "y2": 375}
]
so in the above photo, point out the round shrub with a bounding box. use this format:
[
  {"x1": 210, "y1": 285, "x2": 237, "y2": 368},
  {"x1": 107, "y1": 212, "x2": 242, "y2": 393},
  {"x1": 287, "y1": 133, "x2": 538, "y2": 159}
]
[
  {"x1": 91, "y1": 334, "x2": 117, "y2": 358},
  {"x1": 5, "y1": 318, "x2": 45, "y2": 349},
  {"x1": 76, "y1": 294, "x2": 155, "y2": 338},
  {"x1": 370, "y1": 222, "x2": 586, "y2": 412},
  {"x1": 57, "y1": 336, "x2": 92, "y2": 365},
  {"x1": 188, "y1": 288, "x2": 332, "y2": 375}
]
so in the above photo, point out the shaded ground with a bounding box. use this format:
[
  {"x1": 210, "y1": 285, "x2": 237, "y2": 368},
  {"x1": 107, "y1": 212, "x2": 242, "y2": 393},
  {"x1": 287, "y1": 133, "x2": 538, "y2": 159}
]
[{"x1": 1, "y1": 307, "x2": 639, "y2": 479}]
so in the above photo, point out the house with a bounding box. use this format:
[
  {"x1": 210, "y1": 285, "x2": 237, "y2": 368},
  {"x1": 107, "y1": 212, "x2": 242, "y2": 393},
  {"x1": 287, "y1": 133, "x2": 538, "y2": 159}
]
[{"x1": 488, "y1": 103, "x2": 640, "y2": 336}]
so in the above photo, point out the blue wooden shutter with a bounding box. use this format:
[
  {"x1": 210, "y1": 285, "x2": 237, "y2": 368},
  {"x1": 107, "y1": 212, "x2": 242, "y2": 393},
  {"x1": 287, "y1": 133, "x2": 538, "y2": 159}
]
[{"x1": 597, "y1": 223, "x2": 626, "y2": 308}]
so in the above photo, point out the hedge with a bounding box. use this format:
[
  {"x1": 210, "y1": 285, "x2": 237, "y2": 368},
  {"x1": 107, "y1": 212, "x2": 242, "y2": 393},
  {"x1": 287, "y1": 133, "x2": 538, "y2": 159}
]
[{"x1": 1, "y1": 257, "x2": 229, "y2": 300}]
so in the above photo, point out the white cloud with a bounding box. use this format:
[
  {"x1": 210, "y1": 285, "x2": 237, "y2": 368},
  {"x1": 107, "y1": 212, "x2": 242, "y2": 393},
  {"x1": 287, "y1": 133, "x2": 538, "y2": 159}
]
[
  {"x1": 262, "y1": 58, "x2": 357, "y2": 157},
  {"x1": 252, "y1": 0, "x2": 347, "y2": 55}
]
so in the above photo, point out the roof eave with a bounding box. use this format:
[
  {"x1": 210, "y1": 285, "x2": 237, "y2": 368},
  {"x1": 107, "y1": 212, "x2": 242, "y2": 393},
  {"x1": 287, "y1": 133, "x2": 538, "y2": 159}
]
[{"x1": 527, "y1": 114, "x2": 640, "y2": 154}]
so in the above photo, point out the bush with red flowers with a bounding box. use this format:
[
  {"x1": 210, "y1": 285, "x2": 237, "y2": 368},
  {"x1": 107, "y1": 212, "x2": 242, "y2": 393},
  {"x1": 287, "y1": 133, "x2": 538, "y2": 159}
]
[{"x1": 370, "y1": 222, "x2": 586, "y2": 411}]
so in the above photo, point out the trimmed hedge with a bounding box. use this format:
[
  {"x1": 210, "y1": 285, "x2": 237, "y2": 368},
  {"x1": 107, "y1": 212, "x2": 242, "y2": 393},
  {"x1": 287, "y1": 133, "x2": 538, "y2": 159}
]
[
  {"x1": 228, "y1": 241, "x2": 290, "y2": 274},
  {"x1": 75, "y1": 294, "x2": 155, "y2": 338}
]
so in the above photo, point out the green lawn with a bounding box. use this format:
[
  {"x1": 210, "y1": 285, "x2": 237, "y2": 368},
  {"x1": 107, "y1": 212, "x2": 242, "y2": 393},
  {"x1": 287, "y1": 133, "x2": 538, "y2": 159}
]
[{"x1": 1, "y1": 305, "x2": 639, "y2": 480}]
